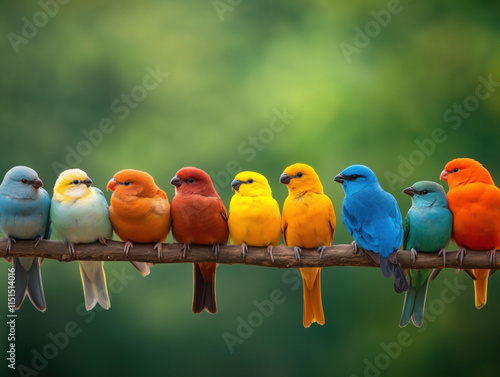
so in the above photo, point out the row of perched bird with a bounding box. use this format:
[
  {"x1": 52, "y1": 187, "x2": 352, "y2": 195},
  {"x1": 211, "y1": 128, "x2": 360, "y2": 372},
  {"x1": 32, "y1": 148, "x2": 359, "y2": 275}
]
[{"x1": 0, "y1": 158, "x2": 499, "y2": 328}]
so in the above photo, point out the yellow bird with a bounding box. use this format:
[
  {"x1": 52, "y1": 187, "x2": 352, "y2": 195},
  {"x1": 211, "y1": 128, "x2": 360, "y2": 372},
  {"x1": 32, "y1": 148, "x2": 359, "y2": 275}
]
[
  {"x1": 280, "y1": 163, "x2": 336, "y2": 328},
  {"x1": 228, "y1": 171, "x2": 281, "y2": 261}
]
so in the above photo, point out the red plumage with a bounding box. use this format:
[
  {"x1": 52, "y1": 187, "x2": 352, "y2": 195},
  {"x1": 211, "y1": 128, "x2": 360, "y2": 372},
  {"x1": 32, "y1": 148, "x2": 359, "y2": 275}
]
[{"x1": 170, "y1": 167, "x2": 228, "y2": 314}]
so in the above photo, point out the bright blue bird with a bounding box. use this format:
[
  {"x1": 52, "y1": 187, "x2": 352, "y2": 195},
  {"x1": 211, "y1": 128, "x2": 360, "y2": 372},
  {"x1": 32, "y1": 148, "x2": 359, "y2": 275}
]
[
  {"x1": 334, "y1": 165, "x2": 409, "y2": 293},
  {"x1": 0, "y1": 166, "x2": 51, "y2": 312},
  {"x1": 400, "y1": 181, "x2": 452, "y2": 327}
]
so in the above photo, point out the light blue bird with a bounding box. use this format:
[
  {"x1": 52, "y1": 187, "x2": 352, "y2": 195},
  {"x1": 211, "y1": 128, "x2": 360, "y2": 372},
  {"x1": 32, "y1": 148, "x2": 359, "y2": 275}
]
[
  {"x1": 400, "y1": 181, "x2": 452, "y2": 327},
  {"x1": 0, "y1": 166, "x2": 50, "y2": 312},
  {"x1": 51, "y1": 169, "x2": 112, "y2": 310},
  {"x1": 334, "y1": 165, "x2": 409, "y2": 293}
]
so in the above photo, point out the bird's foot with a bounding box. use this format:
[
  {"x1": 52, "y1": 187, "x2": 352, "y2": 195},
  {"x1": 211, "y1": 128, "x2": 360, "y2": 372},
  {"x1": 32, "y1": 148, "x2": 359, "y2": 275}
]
[
  {"x1": 124, "y1": 241, "x2": 134, "y2": 257},
  {"x1": 487, "y1": 248, "x2": 497, "y2": 265},
  {"x1": 98, "y1": 237, "x2": 108, "y2": 246},
  {"x1": 6, "y1": 237, "x2": 16, "y2": 253},
  {"x1": 181, "y1": 243, "x2": 190, "y2": 260},
  {"x1": 154, "y1": 242, "x2": 163, "y2": 262},
  {"x1": 267, "y1": 244, "x2": 275, "y2": 263},
  {"x1": 410, "y1": 248, "x2": 418, "y2": 264},
  {"x1": 68, "y1": 242, "x2": 76, "y2": 258},
  {"x1": 294, "y1": 246, "x2": 302, "y2": 261},
  {"x1": 456, "y1": 247, "x2": 467, "y2": 265},
  {"x1": 318, "y1": 245, "x2": 326, "y2": 259},
  {"x1": 241, "y1": 242, "x2": 248, "y2": 258},
  {"x1": 33, "y1": 236, "x2": 43, "y2": 248},
  {"x1": 438, "y1": 248, "x2": 447, "y2": 267},
  {"x1": 351, "y1": 241, "x2": 359, "y2": 254},
  {"x1": 213, "y1": 244, "x2": 220, "y2": 259}
]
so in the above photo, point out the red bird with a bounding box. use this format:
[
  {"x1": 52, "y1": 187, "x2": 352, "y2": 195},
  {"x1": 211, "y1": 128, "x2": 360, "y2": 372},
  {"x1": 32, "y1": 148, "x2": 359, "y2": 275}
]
[
  {"x1": 170, "y1": 167, "x2": 228, "y2": 314},
  {"x1": 440, "y1": 158, "x2": 500, "y2": 309}
]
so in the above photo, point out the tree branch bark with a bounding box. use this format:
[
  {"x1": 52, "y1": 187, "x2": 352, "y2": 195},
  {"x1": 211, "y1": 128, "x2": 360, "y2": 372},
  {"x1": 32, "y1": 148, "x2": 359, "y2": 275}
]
[{"x1": 0, "y1": 238, "x2": 497, "y2": 270}]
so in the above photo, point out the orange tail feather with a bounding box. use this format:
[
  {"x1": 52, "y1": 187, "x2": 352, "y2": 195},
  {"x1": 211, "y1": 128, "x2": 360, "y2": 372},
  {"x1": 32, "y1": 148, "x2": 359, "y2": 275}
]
[
  {"x1": 299, "y1": 267, "x2": 324, "y2": 328},
  {"x1": 473, "y1": 269, "x2": 489, "y2": 309}
]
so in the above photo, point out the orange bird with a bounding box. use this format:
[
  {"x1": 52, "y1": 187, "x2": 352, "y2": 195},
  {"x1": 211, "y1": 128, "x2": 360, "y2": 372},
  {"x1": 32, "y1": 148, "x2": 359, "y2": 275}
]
[
  {"x1": 170, "y1": 167, "x2": 229, "y2": 314},
  {"x1": 440, "y1": 158, "x2": 500, "y2": 309},
  {"x1": 280, "y1": 163, "x2": 336, "y2": 327},
  {"x1": 107, "y1": 169, "x2": 171, "y2": 277}
]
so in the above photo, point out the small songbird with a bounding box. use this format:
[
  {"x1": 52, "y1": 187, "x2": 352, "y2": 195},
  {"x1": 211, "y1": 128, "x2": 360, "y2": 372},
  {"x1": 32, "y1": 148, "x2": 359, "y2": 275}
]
[
  {"x1": 170, "y1": 167, "x2": 229, "y2": 314},
  {"x1": 334, "y1": 165, "x2": 409, "y2": 293},
  {"x1": 51, "y1": 169, "x2": 112, "y2": 310},
  {"x1": 228, "y1": 171, "x2": 281, "y2": 261},
  {"x1": 107, "y1": 169, "x2": 170, "y2": 277},
  {"x1": 399, "y1": 181, "x2": 452, "y2": 328},
  {"x1": 440, "y1": 158, "x2": 500, "y2": 309},
  {"x1": 280, "y1": 163, "x2": 335, "y2": 328},
  {"x1": 0, "y1": 166, "x2": 50, "y2": 312}
]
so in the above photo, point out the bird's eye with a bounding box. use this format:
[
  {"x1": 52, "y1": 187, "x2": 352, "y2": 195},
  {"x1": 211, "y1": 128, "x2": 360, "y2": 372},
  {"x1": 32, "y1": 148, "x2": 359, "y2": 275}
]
[
  {"x1": 351, "y1": 174, "x2": 359, "y2": 179},
  {"x1": 422, "y1": 190, "x2": 428, "y2": 195},
  {"x1": 296, "y1": 172, "x2": 303, "y2": 178},
  {"x1": 187, "y1": 178, "x2": 195, "y2": 184},
  {"x1": 453, "y1": 168, "x2": 459, "y2": 173},
  {"x1": 21, "y1": 178, "x2": 28, "y2": 184},
  {"x1": 123, "y1": 181, "x2": 131, "y2": 186},
  {"x1": 247, "y1": 179, "x2": 254, "y2": 184},
  {"x1": 72, "y1": 180, "x2": 79, "y2": 185}
]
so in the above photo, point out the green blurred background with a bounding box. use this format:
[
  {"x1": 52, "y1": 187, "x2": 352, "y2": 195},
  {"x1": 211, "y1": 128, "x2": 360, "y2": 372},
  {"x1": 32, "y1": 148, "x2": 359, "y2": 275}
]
[{"x1": 1, "y1": 0, "x2": 500, "y2": 376}]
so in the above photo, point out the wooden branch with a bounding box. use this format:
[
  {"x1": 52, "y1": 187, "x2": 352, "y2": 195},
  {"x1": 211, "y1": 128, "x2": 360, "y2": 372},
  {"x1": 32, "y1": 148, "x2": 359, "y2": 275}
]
[{"x1": 0, "y1": 238, "x2": 497, "y2": 270}]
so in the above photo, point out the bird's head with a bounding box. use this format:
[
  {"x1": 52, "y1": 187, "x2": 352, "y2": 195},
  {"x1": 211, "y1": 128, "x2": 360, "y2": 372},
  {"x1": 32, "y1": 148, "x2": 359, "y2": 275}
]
[
  {"x1": 0, "y1": 166, "x2": 44, "y2": 199},
  {"x1": 334, "y1": 165, "x2": 380, "y2": 195},
  {"x1": 54, "y1": 169, "x2": 93, "y2": 200},
  {"x1": 107, "y1": 169, "x2": 160, "y2": 198},
  {"x1": 403, "y1": 181, "x2": 448, "y2": 208},
  {"x1": 170, "y1": 167, "x2": 218, "y2": 197},
  {"x1": 231, "y1": 171, "x2": 272, "y2": 197},
  {"x1": 280, "y1": 163, "x2": 323, "y2": 195},
  {"x1": 440, "y1": 158, "x2": 494, "y2": 188}
]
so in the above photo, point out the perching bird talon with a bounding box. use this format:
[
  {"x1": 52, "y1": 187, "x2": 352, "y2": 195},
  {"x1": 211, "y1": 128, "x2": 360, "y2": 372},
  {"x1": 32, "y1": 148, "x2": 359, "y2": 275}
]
[
  {"x1": 98, "y1": 237, "x2": 108, "y2": 246},
  {"x1": 124, "y1": 241, "x2": 134, "y2": 257},
  {"x1": 34, "y1": 236, "x2": 42, "y2": 248},
  {"x1": 6, "y1": 236, "x2": 16, "y2": 253},
  {"x1": 267, "y1": 244, "x2": 275, "y2": 263},
  {"x1": 351, "y1": 241, "x2": 358, "y2": 254},
  {"x1": 318, "y1": 245, "x2": 326, "y2": 259},
  {"x1": 438, "y1": 248, "x2": 447, "y2": 267},
  {"x1": 487, "y1": 248, "x2": 497, "y2": 265},
  {"x1": 241, "y1": 242, "x2": 248, "y2": 258},
  {"x1": 181, "y1": 243, "x2": 190, "y2": 260},
  {"x1": 456, "y1": 247, "x2": 467, "y2": 265},
  {"x1": 68, "y1": 242, "x2": 76, "y2": 258},
  {"x1": 213, "y1": 244, "x2": 220, "y2": 259},
  {"x1": 410, "y1": 248, "x2": 418, "y2": 264},
  {"x1": 294, "y1": 246, "x2": 302, "y2": 261},
  {"x1": 154, "y1": 242, "x2": 163, "y2": 262}
]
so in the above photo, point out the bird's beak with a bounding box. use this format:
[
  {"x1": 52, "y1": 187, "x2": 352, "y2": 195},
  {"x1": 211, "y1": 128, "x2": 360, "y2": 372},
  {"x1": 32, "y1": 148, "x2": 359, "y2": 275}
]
[
  {"x1": 31, "y1": 178, "x2": 43, "y2": 189},
  {"x1": 107, "y1": 178, "x2": 117, "y2": 192},
  {"x1": 82, "y1": 178, "x2": 93, "y2": 188},
  {"x1": 439, "y1": 169, "x2": 449, "y2": 182},
  {"x1": 334, "y1": 173, "x2": 345, "y2": 184},
  {"x1": 402, "y1": 186, "x2": 416, "y2": 197},
  {"x1": 279, "y1": 173, "x2": 291, "y2": 184},
  {"x1": 170, "y1": 175, "x2": 183, "y2": 187},
  {"x1": 231, "y1": 179, "x2": 242, "y2": 191}
]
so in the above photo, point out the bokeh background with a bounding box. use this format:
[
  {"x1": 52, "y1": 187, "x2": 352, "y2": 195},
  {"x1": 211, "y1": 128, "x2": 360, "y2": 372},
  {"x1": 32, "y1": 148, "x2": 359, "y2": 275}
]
[{"x1": 1, "y1": 0, "x2": 500, "y2": 376}]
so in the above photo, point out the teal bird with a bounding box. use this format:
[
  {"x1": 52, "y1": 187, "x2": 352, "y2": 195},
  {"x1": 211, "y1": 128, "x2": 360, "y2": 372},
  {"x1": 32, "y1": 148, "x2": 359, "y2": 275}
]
[
  {"x1": 51, "y1": 169, "x2": 112, "y2": 310},
  {"x1": 0, "y1": 166, "x2": 50, "y2": 312},
  {"x1": 399, "y1": 181, "x2": 452, "y2": 328}
]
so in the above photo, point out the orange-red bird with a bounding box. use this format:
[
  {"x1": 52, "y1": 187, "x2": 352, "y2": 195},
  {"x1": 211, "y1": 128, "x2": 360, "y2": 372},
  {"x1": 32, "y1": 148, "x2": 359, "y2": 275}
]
[
  {"x1": 440, "y1": 158, "x2": 500, "y2": 309},
  {"x1": 107, "y1": 169, "x2": 171, "y2": 277},
  {"x1": 280, "y1": 163, "x2": 335, "y2": 327},
  {"x1": 170, "y1": 167, "x2": 229, "y2": 314}
]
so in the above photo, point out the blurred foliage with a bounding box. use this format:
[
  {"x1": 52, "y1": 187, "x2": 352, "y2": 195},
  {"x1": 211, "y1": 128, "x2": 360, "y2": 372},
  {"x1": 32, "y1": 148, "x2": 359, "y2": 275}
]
[{"x1": 1, "y1": 0, "x2": 500, "y2": 376}]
